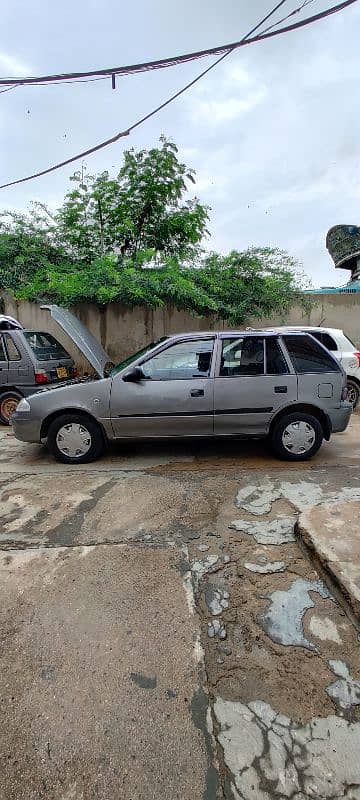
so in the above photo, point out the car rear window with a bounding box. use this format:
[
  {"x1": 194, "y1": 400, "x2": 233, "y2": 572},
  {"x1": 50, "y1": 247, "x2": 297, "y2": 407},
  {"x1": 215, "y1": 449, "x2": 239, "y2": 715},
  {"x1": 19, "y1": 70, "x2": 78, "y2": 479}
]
[
  {"x1": 23, "y1": 332, "x2": 70, "y2": 361},
  {"x1": 283, "y1": 335, "x2": 341, "y2": 374},
  {"x1": 308, "y1": 331, "x2": 338, "y2": 351}
]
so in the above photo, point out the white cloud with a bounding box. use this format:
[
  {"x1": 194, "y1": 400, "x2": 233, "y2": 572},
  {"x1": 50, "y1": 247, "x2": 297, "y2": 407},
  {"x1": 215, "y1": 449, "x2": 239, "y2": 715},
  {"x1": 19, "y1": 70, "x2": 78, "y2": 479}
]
[
  {"x1": 0, "y1": 51, "x2": 31, "y2": 76},
  {"x1": 186, "y1": 59, "x2": 266, "y2": 125},
  {"x1": 192, "y1": 90, "x2": 266, "y2": 124}
]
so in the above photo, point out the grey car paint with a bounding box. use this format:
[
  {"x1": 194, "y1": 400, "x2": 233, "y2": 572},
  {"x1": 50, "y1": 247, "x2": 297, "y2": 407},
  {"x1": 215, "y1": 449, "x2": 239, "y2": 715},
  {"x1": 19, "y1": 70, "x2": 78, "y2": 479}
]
[{"x1": 12, "y1": 331, "x2": 352, "y2": 460}]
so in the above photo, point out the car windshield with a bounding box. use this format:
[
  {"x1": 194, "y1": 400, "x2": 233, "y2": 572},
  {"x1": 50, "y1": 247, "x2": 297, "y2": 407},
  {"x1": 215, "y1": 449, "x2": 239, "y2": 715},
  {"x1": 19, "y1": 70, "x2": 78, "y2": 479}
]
[
  {"x1": 23, "y1": 331, "x2": 70, "y2": 361},
  {"x1": 110, "y1": 337, "x2": 168, "y2": 376}
]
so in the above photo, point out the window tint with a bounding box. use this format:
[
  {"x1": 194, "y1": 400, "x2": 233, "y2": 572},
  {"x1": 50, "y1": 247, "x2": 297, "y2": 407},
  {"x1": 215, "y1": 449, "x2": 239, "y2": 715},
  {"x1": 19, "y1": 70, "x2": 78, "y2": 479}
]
[
  {"x1": 305, "y1": 331, "x2": 338, "y2": 352},
  {"x1": 283, "y1": 335, "x2": 341, "y2": 374},
  {"x1": 308, "y1": 331, "x2": 322, "y2": 345},
  {"x1": 4, "y1": 336, "x2": 21, "y2": 361},
  {"x1": 266, "y1": 338, "x2": 289, "y2": 375},
  {"x1": 220, "y1": 337, "x2": 264, "y2": 377},
  {"x1": 23, "y1": 332, "x2": 70, "y2": 361},
  {"x1": 0, "y1": 336, "x2": 6, "y2": 361},
  {"x1": 321, "y1": 333, "x2": 338, "y2": 352},
  {"x1": 141, "y1": 339, "x2": 214, "y2": 380}
]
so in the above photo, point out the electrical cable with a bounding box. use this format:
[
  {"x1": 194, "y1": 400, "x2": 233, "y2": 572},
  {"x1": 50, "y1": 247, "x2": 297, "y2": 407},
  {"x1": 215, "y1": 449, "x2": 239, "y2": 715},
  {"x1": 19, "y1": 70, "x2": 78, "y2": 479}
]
[
  {"x1": 0, "y1": 0, "x2": 357, "y2": 188},
  {"x1": 0, "y1": 0, "x2": 357, "y2": 87},
  {"x1": 259, "y1": 0, "x2": 316, "y2": 34}
]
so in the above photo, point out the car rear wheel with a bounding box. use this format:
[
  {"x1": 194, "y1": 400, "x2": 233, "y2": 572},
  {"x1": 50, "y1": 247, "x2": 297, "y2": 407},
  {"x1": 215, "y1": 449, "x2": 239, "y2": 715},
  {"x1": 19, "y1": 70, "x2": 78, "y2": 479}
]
[
  {"x1": 346, "y1": 379, "x2": 359, "y2": 410},
  {"x1": 0, "y1": 391, "x2": 22, "y2": 425},
  {"x1": 47, "y1": 414, "x2": 104, "y2": 463},
  {"x1": 269, "y1": 412, "x2": 323, "y2": 461}
]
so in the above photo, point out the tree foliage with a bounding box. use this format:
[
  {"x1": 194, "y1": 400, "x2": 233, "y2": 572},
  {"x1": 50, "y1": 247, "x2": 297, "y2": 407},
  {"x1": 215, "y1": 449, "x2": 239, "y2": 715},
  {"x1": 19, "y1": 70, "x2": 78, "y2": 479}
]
[
  {"x1": 13, "y1": 248, "x2": 308, "y2": 326},
  {"x1": 0, "y1": 137, "x2": 309, "y2": 324}
]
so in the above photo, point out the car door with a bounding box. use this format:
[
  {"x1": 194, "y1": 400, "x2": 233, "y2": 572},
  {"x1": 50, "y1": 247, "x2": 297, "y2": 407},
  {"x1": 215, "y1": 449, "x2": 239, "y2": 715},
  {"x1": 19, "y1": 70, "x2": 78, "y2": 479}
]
[
  {"x1": 110, "y1": 336, "x2": 216, "y2": 438},
  {"x1": 3, "y1": 334, "x2": 32, "y2": 389},
  {"x1": 214, "y1": 335, "x2": 298, "y2": 435},
  {"x1": 0, "y1": 335, "x2": 9, "y2": 386},
  {"x1": 282, "y1": 334, "x2": 344, "y2": 409}
]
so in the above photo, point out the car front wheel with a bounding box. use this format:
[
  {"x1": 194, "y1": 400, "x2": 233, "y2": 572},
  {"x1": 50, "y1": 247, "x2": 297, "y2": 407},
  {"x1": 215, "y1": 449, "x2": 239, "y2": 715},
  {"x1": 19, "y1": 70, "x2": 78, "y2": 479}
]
[
  {"x1": 269, "y1": 412, "x2": 323, "y2": 461},
  {"x1": 47, "y1": 414, "x2": 104, "y2": 463}
]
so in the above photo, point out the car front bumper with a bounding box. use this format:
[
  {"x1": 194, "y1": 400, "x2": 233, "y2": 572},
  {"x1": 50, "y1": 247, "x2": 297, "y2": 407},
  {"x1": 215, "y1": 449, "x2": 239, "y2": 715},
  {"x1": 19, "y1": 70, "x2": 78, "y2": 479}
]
[
  {"x1": 11, "y1": 412, "x2": 43, "y2": 443},
  {"x1": 330, "y1": 403, "x2": 353, "y2": 434}
]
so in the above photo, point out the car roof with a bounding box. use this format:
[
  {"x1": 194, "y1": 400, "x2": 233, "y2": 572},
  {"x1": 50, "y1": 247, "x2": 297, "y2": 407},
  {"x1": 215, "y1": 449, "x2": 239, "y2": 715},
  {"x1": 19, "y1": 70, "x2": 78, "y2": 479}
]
[
  {"x1": 263, "y1": 325, "x2": 343, "y2": 335},
  {"x1": 165, "y1": 330, "x2": 308, "y2": 340}
]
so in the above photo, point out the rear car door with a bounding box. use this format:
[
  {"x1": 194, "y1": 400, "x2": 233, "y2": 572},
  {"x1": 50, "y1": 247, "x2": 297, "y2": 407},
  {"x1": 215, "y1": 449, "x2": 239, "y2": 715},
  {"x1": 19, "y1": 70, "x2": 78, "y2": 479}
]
[
  {"x1": 110, "y1": 337, "x2": 216, "y2": 437},
  {"x1": 282, "y1": 334, "x2": 344, "y2": 409},
  {"x1": 214, "y1": 335, "x2": 298, "y2": 435}
]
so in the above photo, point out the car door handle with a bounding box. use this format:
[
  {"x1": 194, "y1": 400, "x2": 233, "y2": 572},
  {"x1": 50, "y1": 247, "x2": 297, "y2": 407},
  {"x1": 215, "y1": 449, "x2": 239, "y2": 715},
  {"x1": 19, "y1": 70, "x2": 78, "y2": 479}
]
[
  {"x1": 274, "y1": 385, "x2": 287, "y2": 393},
  {"x1": 191, "y1": 389, "x2": 204, "y2": 397}
]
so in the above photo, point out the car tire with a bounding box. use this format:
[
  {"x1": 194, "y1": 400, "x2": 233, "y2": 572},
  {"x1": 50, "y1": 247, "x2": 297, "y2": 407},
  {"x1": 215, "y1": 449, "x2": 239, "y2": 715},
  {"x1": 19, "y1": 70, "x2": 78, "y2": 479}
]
[
  {"x1": 269, "y1": 412, "x2": 323, "y2": 461},
  {"x1": 346, "y1": 379, "x2": 359, "y2": 410},
  {"x1": 47, "y1": 414, "x2": 104, "y2": 464},
  {"x1": 0, "y1": 390, "x2": 23, "y2": 425}
]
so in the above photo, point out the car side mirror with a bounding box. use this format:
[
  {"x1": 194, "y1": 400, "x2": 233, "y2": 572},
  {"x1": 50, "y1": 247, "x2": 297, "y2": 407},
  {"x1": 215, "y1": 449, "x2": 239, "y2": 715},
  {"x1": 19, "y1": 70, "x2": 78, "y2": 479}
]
[{"x1": 122, "y1": 366, "x2": 146, "y2": 383}]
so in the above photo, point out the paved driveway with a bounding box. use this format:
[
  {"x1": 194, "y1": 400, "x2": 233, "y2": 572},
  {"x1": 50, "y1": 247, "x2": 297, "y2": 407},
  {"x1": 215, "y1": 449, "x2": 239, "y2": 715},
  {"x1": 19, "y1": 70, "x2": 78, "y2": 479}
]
[{"x1": 1, "y1": 417, "x2": 360, "y2": 799}]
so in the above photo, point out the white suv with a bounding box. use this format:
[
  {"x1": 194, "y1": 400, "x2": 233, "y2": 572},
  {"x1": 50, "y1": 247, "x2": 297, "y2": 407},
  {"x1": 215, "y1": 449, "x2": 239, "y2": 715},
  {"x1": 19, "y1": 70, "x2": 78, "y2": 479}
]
[{"x1": 267, "y1": 327, "x2": 360, "y2": 408}]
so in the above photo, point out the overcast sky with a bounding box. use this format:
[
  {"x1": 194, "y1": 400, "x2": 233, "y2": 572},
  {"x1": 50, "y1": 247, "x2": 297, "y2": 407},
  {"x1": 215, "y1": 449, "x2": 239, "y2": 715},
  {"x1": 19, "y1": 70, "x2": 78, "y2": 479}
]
[{"x1": 1, "y1": 0, "x2": 359, "y2": 287}]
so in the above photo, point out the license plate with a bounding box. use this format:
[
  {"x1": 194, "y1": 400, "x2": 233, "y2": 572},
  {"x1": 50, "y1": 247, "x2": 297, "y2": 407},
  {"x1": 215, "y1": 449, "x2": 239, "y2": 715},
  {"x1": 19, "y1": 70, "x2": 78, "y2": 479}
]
[{"x1": 56, "y1": 367, "x2": 68, "y2": 379}]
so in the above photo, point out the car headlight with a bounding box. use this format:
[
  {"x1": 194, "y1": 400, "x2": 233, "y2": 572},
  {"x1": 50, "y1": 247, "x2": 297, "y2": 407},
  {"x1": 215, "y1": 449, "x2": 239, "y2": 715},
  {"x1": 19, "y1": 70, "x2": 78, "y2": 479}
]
[{"x1": 16, "y1": 398, "x2": 31, "y2": 413}]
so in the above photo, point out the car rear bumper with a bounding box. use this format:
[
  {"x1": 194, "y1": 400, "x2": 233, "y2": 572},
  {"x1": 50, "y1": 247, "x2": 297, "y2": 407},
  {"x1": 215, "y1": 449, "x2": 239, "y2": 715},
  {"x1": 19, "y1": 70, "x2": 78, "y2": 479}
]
[
  {"x1": 11, "y1": 413, "x2": 42, "y2": 443},
  {"x1": 330, "y1": 403, "x2": 353, "y2": 434}
]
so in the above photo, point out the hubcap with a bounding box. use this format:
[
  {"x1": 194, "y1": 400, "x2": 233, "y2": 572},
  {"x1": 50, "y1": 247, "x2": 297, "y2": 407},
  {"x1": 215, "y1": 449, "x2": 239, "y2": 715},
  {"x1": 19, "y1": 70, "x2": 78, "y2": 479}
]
[
  {"x1": 347, "y1": 384, "x2": 358, "y2": 407},
  {"x1": 1, "y1": 396, "x2": 19, "y2": 421},
  {"x1": 56, "y1": 422, "x2": 92, "y2": 458},
  {"x1": 282, "y1": 421, "x2": 316, "y2": 455}
]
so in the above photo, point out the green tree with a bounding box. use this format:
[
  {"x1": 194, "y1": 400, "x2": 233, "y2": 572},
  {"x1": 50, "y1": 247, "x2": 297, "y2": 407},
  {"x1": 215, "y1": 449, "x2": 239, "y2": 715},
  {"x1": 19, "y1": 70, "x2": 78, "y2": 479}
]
[
  {"x1": 55, "y1": 137, "x2": 209, "y2": 263},
  {"x1": 0, "y1": 207, "x2": 67, "y2": 292},
  {"x1": 0, "y1": 137, "x2": 310, "y2": 324},
  {"x1": 14, "y1": 249, "x2": 309, "y2": 326}
]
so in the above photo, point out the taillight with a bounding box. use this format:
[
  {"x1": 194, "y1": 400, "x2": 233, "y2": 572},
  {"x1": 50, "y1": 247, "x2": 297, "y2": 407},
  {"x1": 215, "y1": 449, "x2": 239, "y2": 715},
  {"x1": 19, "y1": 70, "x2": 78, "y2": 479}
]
[
  {"x1": 72, "y1": 367, "x2": 78, "y2": 378},
  {"x1": 35, "y1": 370, "x2": 48, "y2": 384},
  {"x1": 354, "y1": 352, "x2": 360, "y2": 368},
  {"x1": 342, "y1": 386, "x2": 348, "y2": 401}
]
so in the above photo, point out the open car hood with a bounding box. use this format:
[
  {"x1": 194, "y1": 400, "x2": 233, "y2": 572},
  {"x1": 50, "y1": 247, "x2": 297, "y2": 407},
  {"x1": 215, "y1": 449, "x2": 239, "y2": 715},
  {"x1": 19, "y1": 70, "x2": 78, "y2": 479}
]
[{"x1": 40, "y1": 304, "x2": 113, "y2": 378}]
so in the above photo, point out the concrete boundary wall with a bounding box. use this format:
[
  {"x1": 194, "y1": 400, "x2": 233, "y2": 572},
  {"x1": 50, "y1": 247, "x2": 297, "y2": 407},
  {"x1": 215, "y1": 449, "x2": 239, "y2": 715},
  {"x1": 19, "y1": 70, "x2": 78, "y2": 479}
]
[{"x1": 2, "y1": 291, "x2": 360, "y2": 371}]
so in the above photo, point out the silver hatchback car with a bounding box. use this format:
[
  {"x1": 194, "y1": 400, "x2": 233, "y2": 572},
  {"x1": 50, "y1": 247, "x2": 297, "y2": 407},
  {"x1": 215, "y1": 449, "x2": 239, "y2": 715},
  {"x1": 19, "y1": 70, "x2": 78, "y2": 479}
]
[{"x1": 12, "y1": 329, "x2": 351, "y2": 464}]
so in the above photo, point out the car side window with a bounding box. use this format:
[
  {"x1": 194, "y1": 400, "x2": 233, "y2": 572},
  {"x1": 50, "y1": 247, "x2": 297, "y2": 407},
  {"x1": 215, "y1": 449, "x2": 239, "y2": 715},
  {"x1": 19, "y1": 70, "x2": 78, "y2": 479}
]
[
  {"x1": 283, "y1": 335, "x2": 341, "y2": 373},
  {"x1": 0, "y1": 336, "x2": 7, "y2": 361},
  {"x1": 266, "y1": 338, "x2": 289, "y2": 374},
  {"x1": 321, "y1": 333, "x2": 338, "y2": 351},
  {"x1": 219, "y1": 337, "x2": 264, "y2": 377},
  {"x1": 4, "y1": 336, "x2": 21, "y2": 361},
  {"x1": 141, "y1": 339, "x2": 214, "y2": 381}
]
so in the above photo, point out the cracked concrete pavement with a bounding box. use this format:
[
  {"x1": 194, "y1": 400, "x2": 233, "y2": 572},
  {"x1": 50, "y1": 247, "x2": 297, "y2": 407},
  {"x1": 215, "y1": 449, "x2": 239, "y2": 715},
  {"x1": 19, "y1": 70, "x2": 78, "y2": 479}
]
[{"x1": 0, "y1": 413, "x2": 360, "y2": 799}]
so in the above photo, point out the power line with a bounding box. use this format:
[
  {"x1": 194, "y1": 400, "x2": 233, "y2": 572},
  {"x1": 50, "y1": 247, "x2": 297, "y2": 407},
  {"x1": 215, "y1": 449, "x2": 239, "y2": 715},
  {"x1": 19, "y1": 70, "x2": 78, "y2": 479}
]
[
  {"x1": 0, "y1": 0, "x2": 357, "y2": 189},
  {"x1": 260, "y1": 0, "x2": 316, "y2": 33},
  {"x1": 0, "y1": 0, "x2": 357, "y2": 88},
  {"x1": 0, "y1": 0, "x2": 288, "y2": 190}
]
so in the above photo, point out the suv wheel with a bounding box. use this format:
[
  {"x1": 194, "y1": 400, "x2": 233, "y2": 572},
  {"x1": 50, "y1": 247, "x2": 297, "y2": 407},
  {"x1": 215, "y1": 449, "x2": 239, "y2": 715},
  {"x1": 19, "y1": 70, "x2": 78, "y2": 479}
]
[
  {"x1": 47, "y1": 414, "x2": 104, "y2": 464},
  {"x1": 346, "y1": 379, "x2": 359, "y2": 410},
  {"x1": 0, "y1": 391, "x2": 22, "y2": 425},
  {"x1": 269, "y1": 412, "x2": 323, "y2": 461}
]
